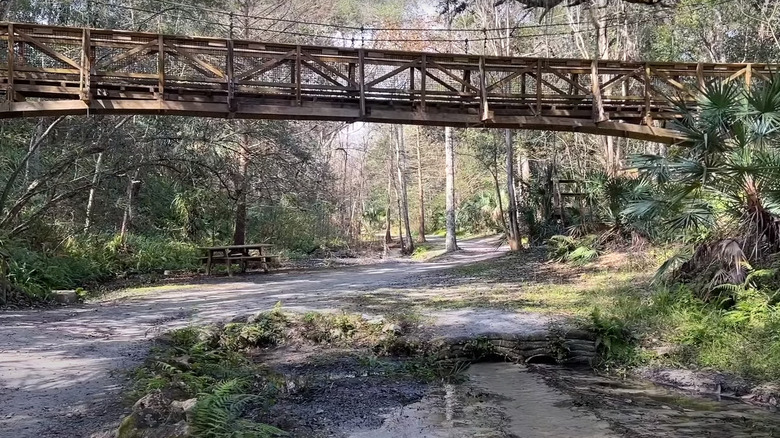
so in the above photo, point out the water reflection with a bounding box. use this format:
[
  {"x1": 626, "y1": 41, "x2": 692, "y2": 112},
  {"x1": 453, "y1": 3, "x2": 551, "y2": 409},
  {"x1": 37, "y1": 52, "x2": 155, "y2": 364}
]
[{"x1": 348, "y1": 362, "x2": 780, "y2": 438}]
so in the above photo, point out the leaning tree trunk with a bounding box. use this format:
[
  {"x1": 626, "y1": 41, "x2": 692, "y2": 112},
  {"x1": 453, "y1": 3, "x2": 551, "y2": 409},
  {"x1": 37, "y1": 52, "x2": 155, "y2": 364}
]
[
  {"x1": 394, "y1": 125, "x2": 414, "y2": 254},
  {"x1": 416, "y1": 126, "x2": 426, "y2": 243},
  {"x1": 444, "y1": 127, "x2": 458, "y2": 252},
  {"x1": 505, "y1": 129, "x2": 521, "y2": 250}
]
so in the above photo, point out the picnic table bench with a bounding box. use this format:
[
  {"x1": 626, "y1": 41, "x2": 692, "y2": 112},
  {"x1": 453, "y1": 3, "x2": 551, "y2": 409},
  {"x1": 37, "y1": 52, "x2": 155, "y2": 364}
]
[{"x1": 199, "y1": 244, "x2": 280, "y2": 276}]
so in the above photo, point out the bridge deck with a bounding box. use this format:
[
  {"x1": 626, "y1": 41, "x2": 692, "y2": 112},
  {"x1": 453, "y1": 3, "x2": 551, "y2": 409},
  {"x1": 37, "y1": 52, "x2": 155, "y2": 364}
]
[{"x1": 0, "y1": 22, "x2": 774, "y2": 143}]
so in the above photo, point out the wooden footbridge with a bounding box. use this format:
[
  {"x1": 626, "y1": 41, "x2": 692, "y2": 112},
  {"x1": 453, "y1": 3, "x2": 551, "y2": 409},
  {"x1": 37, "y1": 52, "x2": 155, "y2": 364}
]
[{"x1": 0, "y1": 22, "x2": 774, "y2": 143}]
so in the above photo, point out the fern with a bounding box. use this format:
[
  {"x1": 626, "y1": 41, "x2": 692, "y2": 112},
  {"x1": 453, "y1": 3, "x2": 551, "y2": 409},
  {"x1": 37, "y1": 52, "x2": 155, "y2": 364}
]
[
  {"x1": 153, "y1": 360, "x2": 182, "y2": 375},
  {"x1": 192, "y1": 379, "x2": 286, "y2": 438}
]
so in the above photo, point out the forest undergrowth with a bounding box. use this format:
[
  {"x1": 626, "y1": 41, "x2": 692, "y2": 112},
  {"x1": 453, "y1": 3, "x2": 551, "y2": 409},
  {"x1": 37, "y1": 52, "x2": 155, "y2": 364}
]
[{"x1": 350, "y1": 245, "x2": 780, "y2": 385}]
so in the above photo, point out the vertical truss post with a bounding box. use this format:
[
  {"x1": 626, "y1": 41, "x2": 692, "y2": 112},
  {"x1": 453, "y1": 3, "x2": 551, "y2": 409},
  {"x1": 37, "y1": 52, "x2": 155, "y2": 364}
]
[
  {"x1": 409, "y1": 62, "x2": 415, "y2": 107},
  {"x1": 591, "y1": 59, "x2": 605, "y2": 122},
  {"x1": 521, "y1": 72, "x2": 526, "y2": 96},
  {"x1": 6, "y1": 23, "x2": 15, "y2": 102},
  {"x1": 157, "y1": 35, "x2": 165, "y2": 101},
  {"x1": 568, "y1": 73, "x2": 576, "y2": 94},
  {"x1": 420, "y1": 54, "x2": 427, "y2": 112},
  {"x1": 696, "y1": 62, "x2": 704, "y2": 89},
  {"x1": 479, "y1": 56, "x2": 490, "y2": 122},
  {"x1": 226, "y1": 39, "x2": 236, "y2": 113},
  {"x1": 358, "y1": 48, "x2": 366, "y2": 118},
  {"x1": 643, "y1": 63, "x2": 651, "y2": 125},
  {"x1": 80, "y1": 28, "x2": 91, "y2": 103},
  {"x1": 295, "y1": 45, "x2": 302, "y2": 106},
  {"x1": 535, "y1": 58, "x2": 542, "y2": 115},
  {"x1": 745, "y1": 63, "x2": 752, "y2": 89}
]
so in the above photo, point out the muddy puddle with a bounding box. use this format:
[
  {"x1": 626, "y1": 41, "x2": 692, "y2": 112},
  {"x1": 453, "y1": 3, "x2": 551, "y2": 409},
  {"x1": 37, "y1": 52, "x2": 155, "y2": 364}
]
[{"x1": 345, "y1": 362, "x2": 780, "y2": 438}]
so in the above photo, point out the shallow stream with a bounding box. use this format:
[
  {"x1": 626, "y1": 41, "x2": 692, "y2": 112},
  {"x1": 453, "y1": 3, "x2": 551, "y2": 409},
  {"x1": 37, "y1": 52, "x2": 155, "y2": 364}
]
[{"x1": 347, "y1": 362, "x2": 780, "y2": 438}]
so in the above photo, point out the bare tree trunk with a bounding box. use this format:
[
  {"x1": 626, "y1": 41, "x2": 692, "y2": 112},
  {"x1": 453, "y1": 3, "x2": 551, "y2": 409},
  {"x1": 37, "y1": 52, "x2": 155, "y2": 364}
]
[
  {"x1": 444, "y1": 127, "x2": 458, "y2": 252},
  {"x1": 505, "y1": 129, "x2": 521, "y2": 250},
  {"x1": 394, "y1": 180, "x2": 404, "y2": 252},
  {"x1": 416, "y1": 126, "x2": 426, "y2": 243},
  {"x1": 119, "y1": 169, "x2": 140, "y2": 245},
  {"x1": 83, "y1": 152, "x2": 103, "y2": 233},
  {"x1": 590, "y1": 0, "x2": 618, "y2": 177},
  {"x1": 394, "y1": 125, "x2": 414, "y2": 254},
  {"x1": 2, "y1": 0, "x2": 14, "y2": 20},
  {"x1": 232, "y1": 133, "x2": 249, "y2": 246},
  {"x1": 492, "y1": 170, "x2": 508, "y2": 233},
  {"x1": 384, "y1": 144, "x2": 393, "y2": 246},
  {"x1": 83, "y1": 116, "x2": 131, "y2": 233},
  {"x1": 24, "y1": 120, "x2": 43, "y2": 186},
  {"x1": 0, "y1": 116, "x2": 64, "y2": 221}
]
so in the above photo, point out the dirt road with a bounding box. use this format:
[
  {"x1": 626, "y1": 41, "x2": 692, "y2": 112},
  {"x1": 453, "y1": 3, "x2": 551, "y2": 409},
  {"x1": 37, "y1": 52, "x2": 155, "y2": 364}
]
[{"x1": 0, "y1": 237, "x2": 529, "y2": 438}]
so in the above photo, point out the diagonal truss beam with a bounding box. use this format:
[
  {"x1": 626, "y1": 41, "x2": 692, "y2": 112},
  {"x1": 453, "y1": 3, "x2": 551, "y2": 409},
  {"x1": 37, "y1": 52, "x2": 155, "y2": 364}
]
[
  {"x1": 14, "y1": 30, "x2": 81, "y2": 70},
  {"x1": 0, "y1": 21, "x2": 776, "y2": 146}
]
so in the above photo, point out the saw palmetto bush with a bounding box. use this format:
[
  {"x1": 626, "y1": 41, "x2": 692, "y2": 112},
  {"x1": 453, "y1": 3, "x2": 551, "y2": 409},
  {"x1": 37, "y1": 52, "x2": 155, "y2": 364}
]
[
  {"x1": 575, "y1": 170, "x2": 656, "y2": 243},
  {"x1": 626, "y1": 75, "x2": 780, "y2": 297}
]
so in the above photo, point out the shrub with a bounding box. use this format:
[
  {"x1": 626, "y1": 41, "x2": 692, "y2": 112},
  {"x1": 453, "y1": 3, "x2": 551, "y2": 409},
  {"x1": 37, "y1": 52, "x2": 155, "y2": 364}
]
[{"x1": 547, "y1": 234, "x2": 600, "y2": 265}]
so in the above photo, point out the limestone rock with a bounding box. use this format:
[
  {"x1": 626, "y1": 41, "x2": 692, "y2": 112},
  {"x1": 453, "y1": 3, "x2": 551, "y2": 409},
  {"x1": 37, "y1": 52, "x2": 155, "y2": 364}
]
[
  {"x1": 381, "y1": 323, "x2": 402, "y2": 335},
  {"x1": 745, "y1": 383, "x2": 780, "y2": 407},
  {"x1": 131, "y1": 390, "x2": 172, "y2": 429},
  {"x1": 52, "y1": 289, "x2": 79, "y2": 304},
  {"x1": 116, "y1": 393, "x2": 194, "y2": 438},
  {"x1": 170, "y1": 398, "x2": 198, "y2": 423}
]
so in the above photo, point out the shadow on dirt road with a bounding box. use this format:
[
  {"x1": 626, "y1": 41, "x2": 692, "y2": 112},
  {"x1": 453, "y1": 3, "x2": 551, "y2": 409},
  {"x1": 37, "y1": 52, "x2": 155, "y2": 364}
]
[{"x1": 0, "y1": 236, "x2": 511, "y2": 437}]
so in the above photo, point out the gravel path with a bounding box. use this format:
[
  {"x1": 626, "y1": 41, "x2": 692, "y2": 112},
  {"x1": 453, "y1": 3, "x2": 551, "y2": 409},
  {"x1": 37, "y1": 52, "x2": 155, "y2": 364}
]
[{"x1": 0, "y1": 236, "x2": 554, "y2": 438}]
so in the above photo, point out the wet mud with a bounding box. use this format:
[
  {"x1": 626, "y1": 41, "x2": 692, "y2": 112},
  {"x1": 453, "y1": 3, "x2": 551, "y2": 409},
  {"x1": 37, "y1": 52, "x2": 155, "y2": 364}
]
[{"x1": 268, "y1": 358, "x2": 780, "y2": 438}]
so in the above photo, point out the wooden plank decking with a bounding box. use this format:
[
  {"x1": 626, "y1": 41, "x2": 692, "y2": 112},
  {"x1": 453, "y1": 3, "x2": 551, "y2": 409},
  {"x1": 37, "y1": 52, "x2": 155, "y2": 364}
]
[{"x1": 0, "y1": 21, "x2": 776, "y2": 143}]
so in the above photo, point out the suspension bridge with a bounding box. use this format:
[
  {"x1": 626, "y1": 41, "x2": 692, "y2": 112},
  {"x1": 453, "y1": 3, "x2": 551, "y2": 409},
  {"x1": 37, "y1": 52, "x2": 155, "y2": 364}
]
[{"x1": 0, "y1": 22, "x2": 774, "y2": 143}]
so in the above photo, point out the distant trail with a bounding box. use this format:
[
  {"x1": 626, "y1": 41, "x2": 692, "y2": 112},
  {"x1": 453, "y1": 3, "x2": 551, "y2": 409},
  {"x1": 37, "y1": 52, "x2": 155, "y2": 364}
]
[{"x1": 0, "y1": 236, "x2": 520, "y2": 438}]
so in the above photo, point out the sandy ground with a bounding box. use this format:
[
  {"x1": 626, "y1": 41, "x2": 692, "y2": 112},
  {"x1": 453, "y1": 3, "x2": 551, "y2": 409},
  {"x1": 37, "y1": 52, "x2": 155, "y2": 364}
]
[{"x1": 0, "y1": 236, "x2": 557, "y2": 438}]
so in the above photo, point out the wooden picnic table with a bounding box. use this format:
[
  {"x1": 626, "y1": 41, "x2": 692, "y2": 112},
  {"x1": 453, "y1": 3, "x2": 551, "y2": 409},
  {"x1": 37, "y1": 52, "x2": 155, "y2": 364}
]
[{"x1": 199, "y1": 243, "x2": 276, "y2": 276}]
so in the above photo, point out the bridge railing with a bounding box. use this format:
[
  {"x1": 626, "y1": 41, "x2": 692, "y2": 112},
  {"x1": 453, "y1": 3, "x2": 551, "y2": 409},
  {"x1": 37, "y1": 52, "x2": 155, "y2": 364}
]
[{"x1": 0, "y1": 22, "x2": 774, "y2": 142}]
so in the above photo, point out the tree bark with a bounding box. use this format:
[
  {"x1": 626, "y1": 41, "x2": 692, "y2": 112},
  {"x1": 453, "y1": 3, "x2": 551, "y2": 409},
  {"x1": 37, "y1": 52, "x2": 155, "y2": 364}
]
[
  {"x1": 232, "y1": 132, "x2": 249, "y2": 246},
  {"x1": 416, "y1": 126, "x2": 426, "y2": 243},
  {"x1": 505, "y1": 129, "x2": 521, "y2": 250},
  {"x1": 24, "y1": 120, "x2": 43, "y2": 186},
  {"x1": 384, "y1": 143, "x2": 393, "y2": 246},
  {"x1": 444, "y1": 127, "x2": 459, "y2": 252},
  {"x1": 591, "y1": 0, "x2": 618, "y2": 177},
  {"x1": 119, "y1": 169, "x2": 140, "y2": 245},
  {"x1": 492, "y1": 169, "x2": 508, "y2": 234},
  {"x1": 394, "y1": 125, "x2": 414, "y2": 254},
  {"x1": 0, "y1": 116, "x2": 65, "y2": 221},
  {"x1": 83, "y1": 152, "x2": 103, "y2": 233},
  {"x1": 84, "y1": 116, "x2": 131, "y2": 233}
]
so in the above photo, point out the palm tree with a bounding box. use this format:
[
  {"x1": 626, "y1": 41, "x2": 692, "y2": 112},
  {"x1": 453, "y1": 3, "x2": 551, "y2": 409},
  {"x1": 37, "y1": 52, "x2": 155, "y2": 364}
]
[{"x1": 626, "y1": 75, "x2": 780, "y2": 294}]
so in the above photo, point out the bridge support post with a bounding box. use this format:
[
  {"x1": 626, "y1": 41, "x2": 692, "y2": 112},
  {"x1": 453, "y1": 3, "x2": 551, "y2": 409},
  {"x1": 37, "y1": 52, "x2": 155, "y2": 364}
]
[
  {"x1": 591, "y1": 60, "x2": 605, "y2": 122},
  {"x1": 479, "y1": 56, "x2": 491, "y2": 122},
  {"x1": 6, "y1": 23, "x2": 15, "y2": 102},
  {"x1": 536, "y1": 59, "x2": 542, "y2": 115},
  {"x1": 226, "y1": 39, "x2": 236, "y2": 114},
  {"x1": 295, "y1": 45, "x2": 302, "y2": 106},
  {"x1": 643, "y1": 63, "x2": 652, "y2": 125},
  {"x1": 696, "y1": 63, "x2": 704, "y2": 89},
  {"x1": 80, "y1": 28, "x2": 91, "y2": 103},
  {"x1": 420, "y1": 54, "x2": 427, "y2": 112},
  {"x1": 358, "y1": 48, "x2": 366, "y2": 118},
  {"x1": 157, "y1": 35, "x2": 165, "y2": 101}
]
